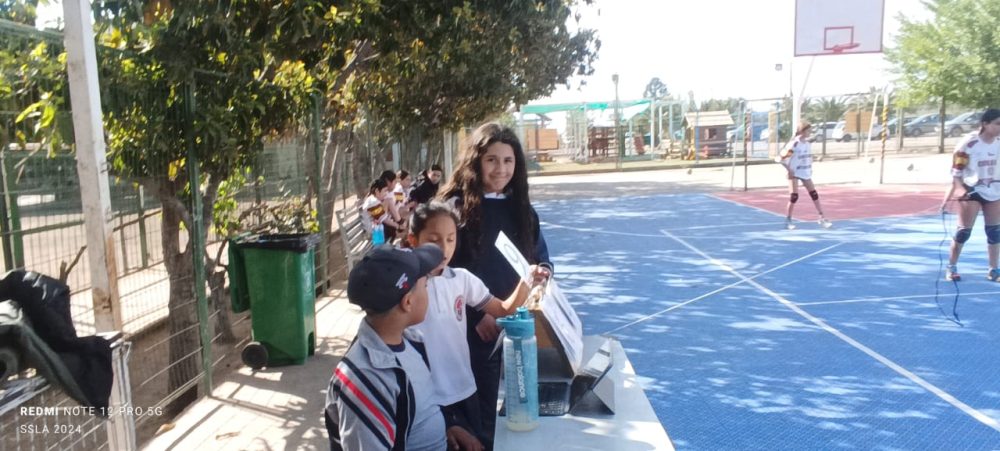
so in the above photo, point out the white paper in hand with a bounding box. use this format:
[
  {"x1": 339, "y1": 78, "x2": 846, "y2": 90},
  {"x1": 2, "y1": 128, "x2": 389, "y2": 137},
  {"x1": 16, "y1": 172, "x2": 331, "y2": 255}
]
[{"x1": 494, "y1": 231, "x2": 532, "y2": 283}]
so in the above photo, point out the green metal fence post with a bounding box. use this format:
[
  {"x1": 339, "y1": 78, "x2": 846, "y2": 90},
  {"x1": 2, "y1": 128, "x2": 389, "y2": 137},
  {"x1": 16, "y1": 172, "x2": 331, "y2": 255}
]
[
  {"x1": 2, "y1": 150, "x2": 24, "y2": 268},
  {"x1": 311, "y1": 93, "x2": 329, "y2": 292},
  {"x1": 136, "y1": 185, "x2": 149, "y2": 268},
  {"x1": 184, "y1": 75, "x2": 213, "y2": 393},
  {"x1": 0, "y1": 148, "x2": 15, "y2": 270}
]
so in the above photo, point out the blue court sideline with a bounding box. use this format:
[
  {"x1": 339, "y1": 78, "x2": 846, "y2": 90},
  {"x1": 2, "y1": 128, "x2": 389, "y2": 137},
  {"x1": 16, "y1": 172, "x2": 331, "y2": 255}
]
[{"x1": 535, "y1": 192, "x2": 1000, "y2": 451}]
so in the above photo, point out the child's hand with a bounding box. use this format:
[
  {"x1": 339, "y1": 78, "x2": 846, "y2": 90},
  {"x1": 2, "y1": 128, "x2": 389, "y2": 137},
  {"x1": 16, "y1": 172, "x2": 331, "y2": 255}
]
[
  {"x1": 529, "y1": 265, "x2": 551, "y2": 286},
  {"x1": 447, "y1": 426, "x2": 484, "y2": 451},
  {"x1": 475, "y1": 314, "x2": 501, "y2": 342}
]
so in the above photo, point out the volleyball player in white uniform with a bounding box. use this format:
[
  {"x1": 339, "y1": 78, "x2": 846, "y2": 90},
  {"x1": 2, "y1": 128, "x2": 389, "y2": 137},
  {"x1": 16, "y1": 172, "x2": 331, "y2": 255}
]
[
  {"x1": 940, "y1": 109, "x2": 1000, "y2": 281},
  {"x1": 778, "y1": 122, "x2": 833, "y2": 230}
]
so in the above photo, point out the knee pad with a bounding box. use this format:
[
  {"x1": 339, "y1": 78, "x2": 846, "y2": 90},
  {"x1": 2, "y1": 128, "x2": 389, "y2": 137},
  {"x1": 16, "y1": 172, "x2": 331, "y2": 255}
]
[
  {"x1": 986, "y1": 224, "x2": 1000, "y2": 244},
  {"x1": 955, "y1": 227, "x2": 973, "y2": 244},
  {"x1": 809, "y1": 190, "x2": 819, "y2": 201},
  {"x1": 789, "y1": 193, "x2": 799, "y2": 204}
]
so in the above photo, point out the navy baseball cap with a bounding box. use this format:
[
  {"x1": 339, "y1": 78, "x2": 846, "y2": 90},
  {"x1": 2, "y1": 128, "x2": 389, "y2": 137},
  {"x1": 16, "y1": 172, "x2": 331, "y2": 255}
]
[{"x1": 347, "y1": 244, "x2": 444, "y2": 313}]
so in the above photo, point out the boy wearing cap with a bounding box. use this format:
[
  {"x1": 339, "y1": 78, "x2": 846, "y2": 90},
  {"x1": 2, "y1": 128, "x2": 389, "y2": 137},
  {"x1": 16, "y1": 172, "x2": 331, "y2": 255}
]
[{"x1": 324, "y1": 244, "x2": 448, "y2": 451}]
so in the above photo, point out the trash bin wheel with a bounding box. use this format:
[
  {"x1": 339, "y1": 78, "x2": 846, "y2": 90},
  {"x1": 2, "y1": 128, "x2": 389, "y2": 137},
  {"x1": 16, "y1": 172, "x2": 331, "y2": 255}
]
[{"x1": 242, "y1": 342, "x2": 269, "y2": 369}]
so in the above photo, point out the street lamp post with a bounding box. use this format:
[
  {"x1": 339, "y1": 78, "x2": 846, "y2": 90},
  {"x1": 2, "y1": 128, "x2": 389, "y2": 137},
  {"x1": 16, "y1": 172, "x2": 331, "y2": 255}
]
[{"x1": 613, "y1": 73, "x2": 623, "y2": 170}]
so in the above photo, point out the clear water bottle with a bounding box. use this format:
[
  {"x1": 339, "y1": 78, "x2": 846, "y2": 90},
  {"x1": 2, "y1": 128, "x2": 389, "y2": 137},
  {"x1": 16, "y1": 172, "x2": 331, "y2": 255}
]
[
  {"x1": 371, "y1": 223, "x2": 385, "y2": 245},
  {"x1": 497, "y1": 307, "x2": 539, "y2": 431}
]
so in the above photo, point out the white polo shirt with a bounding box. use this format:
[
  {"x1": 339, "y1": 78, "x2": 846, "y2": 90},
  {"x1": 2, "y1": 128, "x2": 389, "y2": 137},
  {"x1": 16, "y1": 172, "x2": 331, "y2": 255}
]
[{"x1": 409, "y1": 267, "x2": 493, "y2": 405}]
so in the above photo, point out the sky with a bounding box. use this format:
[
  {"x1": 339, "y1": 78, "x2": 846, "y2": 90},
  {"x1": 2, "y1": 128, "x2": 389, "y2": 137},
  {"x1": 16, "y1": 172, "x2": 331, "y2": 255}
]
[{"x1": 535, "y1": 0, "x2": 934, "y2": 109}]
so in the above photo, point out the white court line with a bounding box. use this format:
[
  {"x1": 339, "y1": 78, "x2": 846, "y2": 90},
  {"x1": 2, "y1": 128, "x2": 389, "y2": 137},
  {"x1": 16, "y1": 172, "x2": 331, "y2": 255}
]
[
  {"x1": 542, "y1": 220, "x2": 788, "y2": 234},
  {"x1": 662, "y1": 229, "x2": 1000, "y2": 433},
  {"x1": 710, "y1": 192, "x2": 788, "y2": 218},
  {"x1": 668, "y1": 221, "x2": 787, "y2": 231},
  {"x1": 795, "y1": 291, "x2": 1000, "y2": 306},
  {"x1": 540, "y1": 221, "x2": 663, "y2": 238},
  {"x1": 604, "y1": 241, "x2": 847, "y2": 335}
]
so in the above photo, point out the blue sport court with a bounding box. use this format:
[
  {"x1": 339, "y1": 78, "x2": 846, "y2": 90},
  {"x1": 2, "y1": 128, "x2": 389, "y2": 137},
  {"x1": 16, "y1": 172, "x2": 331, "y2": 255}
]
[{"x1": 536, "y1": 185, "x2": 1000, "y2": 450}]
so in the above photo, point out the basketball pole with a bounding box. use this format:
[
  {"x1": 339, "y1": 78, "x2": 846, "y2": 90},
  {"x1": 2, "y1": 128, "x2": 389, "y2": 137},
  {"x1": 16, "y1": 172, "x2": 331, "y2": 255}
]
[{"x1": 791, "y1": 56, "x2": 816, "y2": 130}]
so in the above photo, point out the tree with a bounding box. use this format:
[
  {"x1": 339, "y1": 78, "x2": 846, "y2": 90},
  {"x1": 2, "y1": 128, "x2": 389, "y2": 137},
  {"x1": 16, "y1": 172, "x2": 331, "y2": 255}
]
[
  {"x1": 90, "y1": 0, "x2": 331, "y2": 412},
  {"x1": 643, "y1": 77, "x2": 668, "y2": 100},
  {"x1": 353, "y1": 0, "x2": 598, "y2": 139},
  {"x1": 700, "y1": 98, "x2": 743, "y2": 113},
  {"x1": 887, "y1": 0, "x2": 1000, "y2": 148},
  {"x1": 812, "y1": 97, "x2": 847, "y2": 124},
  {"x1": 0, "y1": 0, "x2": 38, "y2": 26}
]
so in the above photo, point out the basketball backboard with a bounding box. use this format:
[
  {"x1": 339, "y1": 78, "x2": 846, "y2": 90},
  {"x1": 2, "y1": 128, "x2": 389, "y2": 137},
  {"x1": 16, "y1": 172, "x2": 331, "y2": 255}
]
[{"x1": 794, "y1": 0, "x2": 884, "y2": 56}]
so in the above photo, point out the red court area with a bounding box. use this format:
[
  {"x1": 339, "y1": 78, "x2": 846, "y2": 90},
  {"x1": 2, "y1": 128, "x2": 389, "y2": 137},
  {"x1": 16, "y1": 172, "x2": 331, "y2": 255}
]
[{"x1": 714, "y1": 184, "x2": 944, "y2": 221}]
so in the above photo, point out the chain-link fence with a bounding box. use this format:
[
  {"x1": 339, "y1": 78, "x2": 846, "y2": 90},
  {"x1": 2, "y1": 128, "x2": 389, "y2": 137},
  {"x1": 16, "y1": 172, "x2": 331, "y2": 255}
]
[{"x1": 517, "y1": 94, "x2": 972, "y2": 185}]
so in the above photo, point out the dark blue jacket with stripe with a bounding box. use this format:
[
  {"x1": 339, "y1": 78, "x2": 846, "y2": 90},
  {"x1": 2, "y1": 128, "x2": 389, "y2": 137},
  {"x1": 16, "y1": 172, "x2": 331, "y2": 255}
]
[{"x1": 325, "y1": 320, "x2": 439, "y2": 450}]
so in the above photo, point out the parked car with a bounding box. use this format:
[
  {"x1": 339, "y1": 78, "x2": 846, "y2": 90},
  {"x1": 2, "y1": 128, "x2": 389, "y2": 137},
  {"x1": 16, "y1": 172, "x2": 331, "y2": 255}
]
[
  {"x1": 903, "y1": 113, "x2": 950, "y2": 137},
  {"x1": 831, "y1": 121, "x2": 854, "y2": 142},
  {"x1": 807, "y1": 122, "x2": 838, "y2": 142},
  {"x1": 935, "y1": 111, "x2": 983, "y2": 137}
]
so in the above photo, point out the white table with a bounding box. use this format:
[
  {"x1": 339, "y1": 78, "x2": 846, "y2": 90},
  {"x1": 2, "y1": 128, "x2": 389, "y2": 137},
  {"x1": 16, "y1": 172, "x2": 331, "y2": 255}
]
[{"x1": 494, "y1": 335, "x2": 674, "y2": 450}]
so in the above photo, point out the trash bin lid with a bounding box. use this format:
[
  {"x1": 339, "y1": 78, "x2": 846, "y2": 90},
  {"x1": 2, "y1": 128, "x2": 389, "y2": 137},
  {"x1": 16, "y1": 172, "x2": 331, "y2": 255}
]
[{"x1": 235, "y1": 233, "x2": 321, "y2": 253}]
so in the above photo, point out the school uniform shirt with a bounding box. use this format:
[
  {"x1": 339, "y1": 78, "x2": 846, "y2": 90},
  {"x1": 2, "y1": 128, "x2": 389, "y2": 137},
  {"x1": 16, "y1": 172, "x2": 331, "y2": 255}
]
[
  {"x1": 780, "y1": 136, "x2": 813, "y2": 180},
  {"x1": 325, "y1": 321, "x2": 446, "y2": 451},
  {"x1": 392, "y1": 183, "x2": 408, "y2": 206},
  {"x1": 409, "y1": 267, "x2": 493, "y2": 406},
  {"x1": 952, "y1": 132, "x2": 1000, "y2": 201},
  {"x1": 360, "y1": 194, "x2": 387, "y2": 233}
]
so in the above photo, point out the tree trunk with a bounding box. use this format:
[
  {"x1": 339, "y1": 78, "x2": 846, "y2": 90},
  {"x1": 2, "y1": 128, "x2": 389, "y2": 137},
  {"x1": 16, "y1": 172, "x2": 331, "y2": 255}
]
[
  {"x1": 154, "y1": 173, "x2": 228, "y2": 414},
  {"x1": 159, "y1": 191, "x2": 200, "y2": 415},
  {"x1": 207, "y1": 265, "x2": 236, "y2": 343},
  {"x1": 350, "y1": 132, "x2": 371, "y2": 199}
]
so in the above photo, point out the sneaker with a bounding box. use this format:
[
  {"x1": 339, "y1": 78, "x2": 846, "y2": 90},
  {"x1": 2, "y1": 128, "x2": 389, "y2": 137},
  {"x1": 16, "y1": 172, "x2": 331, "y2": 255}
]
[
  {"x1": 945, "y1": 265, "x2": 961, "y2": 282},
  {"x1": 818, "y1": 218, "x2": 833, "y2": 229},
  {"x1": 988, "y1": 268, "x2": 1000, "y2": 282},
  {"x1": 785, "y1": 219, "x2": 796, "y2": 230}
]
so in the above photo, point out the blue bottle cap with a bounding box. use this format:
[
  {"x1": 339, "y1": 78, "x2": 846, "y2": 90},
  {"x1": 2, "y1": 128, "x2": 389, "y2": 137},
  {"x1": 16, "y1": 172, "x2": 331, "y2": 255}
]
[{"x1": 497, "y1": 306, "x2": 535, "y2": 338}]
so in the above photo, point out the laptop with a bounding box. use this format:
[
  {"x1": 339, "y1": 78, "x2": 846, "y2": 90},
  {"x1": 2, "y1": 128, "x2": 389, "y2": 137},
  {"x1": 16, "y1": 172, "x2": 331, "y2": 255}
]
[{"x1": 501, "y1": 338, "x2": 614, "y2": 417}]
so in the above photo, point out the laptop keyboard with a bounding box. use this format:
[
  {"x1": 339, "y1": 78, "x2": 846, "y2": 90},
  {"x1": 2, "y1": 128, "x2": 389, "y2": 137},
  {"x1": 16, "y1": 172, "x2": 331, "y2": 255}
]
[{"x1": 538, "y1": 382, "x2": 569, "y2": 416}]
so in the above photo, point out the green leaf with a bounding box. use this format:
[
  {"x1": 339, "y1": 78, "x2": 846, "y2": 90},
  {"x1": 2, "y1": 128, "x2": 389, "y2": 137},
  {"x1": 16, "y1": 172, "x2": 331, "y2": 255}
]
[
  {"x1": 15, "y1": 100, "x2": 45, "y2": 123},
  {"x1": 40, "y1": 104, "x2": 56, "y2": 128}
]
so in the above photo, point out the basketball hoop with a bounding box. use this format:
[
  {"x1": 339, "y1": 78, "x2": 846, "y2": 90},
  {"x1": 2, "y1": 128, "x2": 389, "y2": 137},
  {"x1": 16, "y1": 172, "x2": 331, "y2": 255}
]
[
  {"x1": 830, "y1": 42, "x2": 861, "y2": 53},
  {"x1": 795, "y1": 0, "x2": 884, "y2": 57}
]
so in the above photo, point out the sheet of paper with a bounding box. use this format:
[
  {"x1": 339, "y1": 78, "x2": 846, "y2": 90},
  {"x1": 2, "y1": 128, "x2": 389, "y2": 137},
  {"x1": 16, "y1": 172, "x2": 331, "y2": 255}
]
[
  {"x1": 539, "y1": 279, "x2": 584, "y2": 373},
  {"x1": 494, "y1": 231, "x2": 532, "y2": 283}
]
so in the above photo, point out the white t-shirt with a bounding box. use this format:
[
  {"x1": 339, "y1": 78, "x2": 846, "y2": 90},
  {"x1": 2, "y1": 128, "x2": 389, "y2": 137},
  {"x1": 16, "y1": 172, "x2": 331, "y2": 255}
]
[
  {"x1": 780, "y1": 136, "x2": 813, "y2": 180},
  {"x1": 409, "y1": 267, "x2": 493, "y2": 405},
  {"x1": 951, "y1": 132, "x2": 1000, "y2": 201}
]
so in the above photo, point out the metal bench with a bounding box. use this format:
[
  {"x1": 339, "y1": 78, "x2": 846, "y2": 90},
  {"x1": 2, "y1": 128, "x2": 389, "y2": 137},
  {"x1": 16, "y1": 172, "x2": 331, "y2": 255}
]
[{"x1": 335, "y1": 204, "x2": 372, "y2": 272}]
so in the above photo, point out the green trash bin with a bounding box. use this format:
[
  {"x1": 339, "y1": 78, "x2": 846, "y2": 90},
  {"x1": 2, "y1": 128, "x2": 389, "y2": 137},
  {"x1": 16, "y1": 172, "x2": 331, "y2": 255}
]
[{"x1": 230, "y1": 233, "x2": 320, "y2": 369}]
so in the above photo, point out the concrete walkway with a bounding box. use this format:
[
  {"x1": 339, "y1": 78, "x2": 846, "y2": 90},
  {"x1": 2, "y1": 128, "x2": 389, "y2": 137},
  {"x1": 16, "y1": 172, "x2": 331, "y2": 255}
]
[{"x1": 143, "y1": 283, "x2": 362, "y2": 451}]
